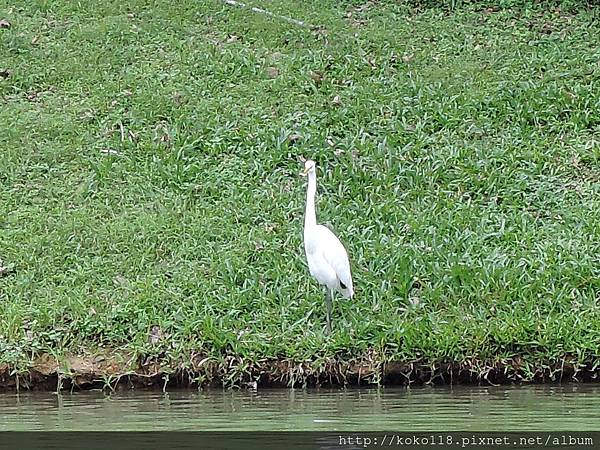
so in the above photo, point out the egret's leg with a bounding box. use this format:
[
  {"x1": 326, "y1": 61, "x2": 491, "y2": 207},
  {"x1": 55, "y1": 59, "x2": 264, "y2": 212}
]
[{"x1": 325, "y1": 288, "x2": 333, "y2": 334}]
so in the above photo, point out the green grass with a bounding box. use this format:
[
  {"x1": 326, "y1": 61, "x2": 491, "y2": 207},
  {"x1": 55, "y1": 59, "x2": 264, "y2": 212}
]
[{"x1": 1, "y1": 0, "x2": 600, "y2": 386}]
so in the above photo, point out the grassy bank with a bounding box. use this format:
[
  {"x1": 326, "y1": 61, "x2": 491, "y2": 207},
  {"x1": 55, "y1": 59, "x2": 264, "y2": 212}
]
[{"x1": 1, "y1": 0, "x2": 600, "y2": 389}]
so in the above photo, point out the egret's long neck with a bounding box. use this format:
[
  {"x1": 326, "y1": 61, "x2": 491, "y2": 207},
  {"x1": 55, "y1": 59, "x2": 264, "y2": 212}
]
[{"x1": 304, "y1": 171, "x2": 317, "y2": 230}]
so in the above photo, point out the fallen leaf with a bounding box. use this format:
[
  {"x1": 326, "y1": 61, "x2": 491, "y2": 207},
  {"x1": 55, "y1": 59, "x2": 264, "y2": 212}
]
[
  {"x1": 113, "y1": 274, "x2": 129, "y2": 285},
  {"x1": 350, "y1": 1, "x2": 374, "y2": 14},
  {"x1": 226, "y1": 34, "x2": 238, "y2": 43},
  {"x1": 0, "y1": 19, "x2": 10, "y2": 29},
  {"x1": 409, "y1": 296, "x2": 421, "y2": 307},
  {"x1": 331, "y1": 95, "x2": 342, "y2": 106},
  {"x1": 265, "y1": 66, "x2": 279, "y2": 79},
  {"x1": 0, "y1": 260, "x2": 14, "y2": 277},
  {"x1": 348, "y1": 18, "x2": 367, "y2": 27},
  {"x1": 483, "y1": 7, "x2": 500, "y2": 14},
  {"x1": 149, "y1": 325, "x2": 162, "y2": 345},
  {"x1": 310, "y1": 71, "x2": 323, "y2": 84},
  {"x1": 172, "y1": 91, "x2": 185, "y2": 106},
  {"x1": 100, "y1": 148, "x2": 121, "y2": 156},
  {"x1": 311, "y1": 27, "x2": 329, "y2": 38},
  {"x1": 79, "y1": 110, "x2": 95, "y2": 121},
  {"x1": 269, "y1": 52, "x2": 284, "y2": 62},
  {"x1": 237, "y1": 328, "x2": 250, "y2": 339},
  {"x1": 402, "y1": 54, "x2": 415, "y2": 63},
  {"x1": 31, "y1": 35, "x2": 39, "y2": 45},
  {"x1": 26, "y1": 91, "x2": 39, "y2": 101},
  {"x1": 287, "y1": 133, "x2": 301, "y2": 144}
]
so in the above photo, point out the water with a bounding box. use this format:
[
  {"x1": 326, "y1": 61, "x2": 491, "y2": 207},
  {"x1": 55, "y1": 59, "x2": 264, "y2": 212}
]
[{"x1": 1, "y1": 384, "x2": 599, "y2": 431}]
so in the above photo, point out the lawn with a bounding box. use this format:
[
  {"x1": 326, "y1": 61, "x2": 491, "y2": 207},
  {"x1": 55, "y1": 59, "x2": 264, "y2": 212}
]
[{"x1": 1, "y1": 0, "x2": 600, "y2": 388}]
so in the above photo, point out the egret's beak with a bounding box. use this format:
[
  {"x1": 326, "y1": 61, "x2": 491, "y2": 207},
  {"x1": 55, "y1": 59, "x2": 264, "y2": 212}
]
[{"x1": 301, "y1": 167, "x2": 310, "y2": 176}]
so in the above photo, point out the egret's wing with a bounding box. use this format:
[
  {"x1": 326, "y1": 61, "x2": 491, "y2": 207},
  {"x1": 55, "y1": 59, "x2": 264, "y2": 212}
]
[{"x1": 316, "y1": 225, "x2": 353, "y2": 296}]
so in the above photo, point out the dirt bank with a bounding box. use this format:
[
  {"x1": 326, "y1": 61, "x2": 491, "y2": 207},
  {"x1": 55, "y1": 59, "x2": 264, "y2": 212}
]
[{"x1": 1, "y1": 351, "x2": 599, "y2": 390}]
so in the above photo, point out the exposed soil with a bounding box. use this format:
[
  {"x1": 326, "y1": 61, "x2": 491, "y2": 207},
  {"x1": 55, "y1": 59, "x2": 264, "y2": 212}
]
[{"x1": 1, "y1": 351, "x2": 599, "y2": 391}]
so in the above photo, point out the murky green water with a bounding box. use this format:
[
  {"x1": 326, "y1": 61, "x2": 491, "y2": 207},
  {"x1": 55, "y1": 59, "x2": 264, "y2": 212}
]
[{"x1": 1, "y1": 384, "x2": 599, "y2": 431}]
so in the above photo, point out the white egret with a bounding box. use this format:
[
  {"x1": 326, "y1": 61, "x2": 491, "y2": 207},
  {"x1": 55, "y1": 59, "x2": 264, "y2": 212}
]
[{"x1": 301, "y1": 159, "x2": 354, "y2": 333}]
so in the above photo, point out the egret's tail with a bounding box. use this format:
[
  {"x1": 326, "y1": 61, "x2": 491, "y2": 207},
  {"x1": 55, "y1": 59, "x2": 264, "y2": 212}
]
[
  {"x1": 340, "y1": 283, "x2": 354, "y2": 299},
  {"x1": 337, "y1": 276, "x2": 353, "y2": 298}
]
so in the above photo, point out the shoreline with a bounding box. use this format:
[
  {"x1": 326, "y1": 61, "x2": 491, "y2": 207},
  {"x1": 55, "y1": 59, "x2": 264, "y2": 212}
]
[{"x1": 1, "y1": 352, "x2": 598, "y2": 391}]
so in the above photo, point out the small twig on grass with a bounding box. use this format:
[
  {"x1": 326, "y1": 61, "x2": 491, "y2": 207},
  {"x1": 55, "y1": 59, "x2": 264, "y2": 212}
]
[{"x1": 221, "y1": 0, "x2": 313, "y2": 29}]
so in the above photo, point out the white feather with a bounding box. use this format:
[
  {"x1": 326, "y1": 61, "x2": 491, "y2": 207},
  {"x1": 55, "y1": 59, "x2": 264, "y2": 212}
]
[
  {"x1": 302, "y1": 160, "x2": 354, "y2": 299},
  {"x1": 304, "y1": 224, "x2": 353, "y2": 298}
]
